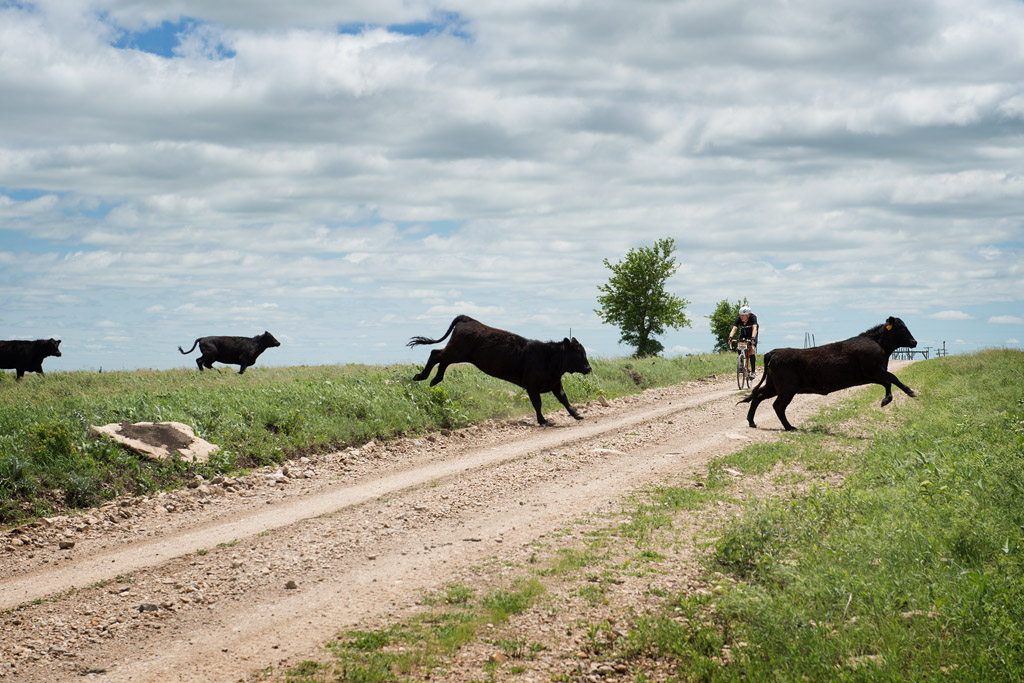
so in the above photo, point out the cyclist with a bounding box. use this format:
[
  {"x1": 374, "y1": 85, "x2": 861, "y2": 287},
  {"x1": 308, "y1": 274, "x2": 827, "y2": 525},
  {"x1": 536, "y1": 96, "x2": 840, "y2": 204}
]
[{"x1": 728, "y1": 306, "x2": 759, "y2": 380}]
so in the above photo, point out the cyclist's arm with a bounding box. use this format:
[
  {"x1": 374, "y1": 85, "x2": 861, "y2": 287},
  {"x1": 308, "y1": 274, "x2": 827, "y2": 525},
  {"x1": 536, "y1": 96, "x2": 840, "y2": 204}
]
[
  {"x1": 728, "y1": 325, "x2": 738, "y2": 344},
  {"x1": 751, "y1": 324, "x2": 758, "y2": 342}
]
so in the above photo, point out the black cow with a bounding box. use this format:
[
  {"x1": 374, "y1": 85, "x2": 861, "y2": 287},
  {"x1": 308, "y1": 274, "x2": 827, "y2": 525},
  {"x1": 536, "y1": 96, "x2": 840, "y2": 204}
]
[
  {"x1": 178, "y1": 331, "x2": 280, "y2": 374},
  {"x1": 0, "y1": 338, "x2": 62, "y2": 380},
  {"x1": 741, "y1": 316, "x2": 918, "y2": 431},
  {"x1": 407, "y1": 315, "x2": 592, "y2": 426}
]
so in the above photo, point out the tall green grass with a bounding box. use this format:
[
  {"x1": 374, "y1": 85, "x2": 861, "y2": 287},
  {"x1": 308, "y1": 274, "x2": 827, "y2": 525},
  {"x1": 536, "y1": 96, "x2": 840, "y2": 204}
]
[
  {"x1": 627, "y1": 349, "x2": 1024, "y2": 680},
  {"x1": 0, "y1": 354, "x2": 732, "y2": 523}
]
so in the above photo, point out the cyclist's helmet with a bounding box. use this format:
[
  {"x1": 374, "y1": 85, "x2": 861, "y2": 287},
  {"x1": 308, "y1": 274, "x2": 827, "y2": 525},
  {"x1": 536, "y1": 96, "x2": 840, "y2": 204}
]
[{"x1": 739, "y1": 306, "x2": 752, "y2": 315}]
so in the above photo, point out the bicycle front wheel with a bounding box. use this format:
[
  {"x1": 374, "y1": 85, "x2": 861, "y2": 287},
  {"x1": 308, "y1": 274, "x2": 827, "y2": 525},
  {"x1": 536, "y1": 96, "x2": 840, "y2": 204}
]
[{"x1": 737, "y1": 355, "x2": 746, "y2": 390}]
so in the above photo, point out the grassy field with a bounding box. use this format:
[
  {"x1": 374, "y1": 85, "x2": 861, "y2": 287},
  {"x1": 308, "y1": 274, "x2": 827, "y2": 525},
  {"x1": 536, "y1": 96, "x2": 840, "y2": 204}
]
[
  {"x1": 693, "y1": 349, "x2": 1024, "y2": 681},
  {"x1": 0, "y1": 353, "x2": 732, "y2": 523},
  {"x1": 591, "y1": 349, "x2": 1024, "y2": 681},
  {"x1": 270, "y1": 348, "x2": 1024, "y2": 682}
]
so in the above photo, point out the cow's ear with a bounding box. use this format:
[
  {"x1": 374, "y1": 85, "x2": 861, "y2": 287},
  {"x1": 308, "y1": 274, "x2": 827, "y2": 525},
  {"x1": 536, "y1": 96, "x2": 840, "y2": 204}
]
[{"x1": 562, "y1": 337, "x2": 570, "y2": 344}]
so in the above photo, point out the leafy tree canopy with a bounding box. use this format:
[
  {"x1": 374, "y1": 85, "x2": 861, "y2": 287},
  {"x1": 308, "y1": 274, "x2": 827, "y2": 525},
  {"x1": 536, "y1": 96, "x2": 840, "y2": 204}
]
[
  {"x1": 707, "y1": 297, "x2": 749, "y2": 353},
  {"x1": 595, "y1": 237, "x2": 691, "y2": 357}
]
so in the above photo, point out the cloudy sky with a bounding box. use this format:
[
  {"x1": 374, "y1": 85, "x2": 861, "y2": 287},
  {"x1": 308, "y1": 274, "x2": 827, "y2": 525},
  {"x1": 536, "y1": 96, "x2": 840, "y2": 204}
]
[{"x1": 1, "y1": 0, "x2": 1022, "y2": 372}]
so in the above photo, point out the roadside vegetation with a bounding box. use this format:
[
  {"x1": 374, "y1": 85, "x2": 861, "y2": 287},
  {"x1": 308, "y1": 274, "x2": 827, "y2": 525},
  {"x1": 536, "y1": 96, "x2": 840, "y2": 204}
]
[
  {"x1": 281, "y1": 579, "x2": 546, "y2": 683},
  {"x1": 694, "y1": 348, "x2": 1024, "y2": 681},
  {"x1": 272, "y1": 349, "x2": 1024, "y2": 682},
  {"x1": 0, "y1": 353, "x2": 731, "y2": 523}
]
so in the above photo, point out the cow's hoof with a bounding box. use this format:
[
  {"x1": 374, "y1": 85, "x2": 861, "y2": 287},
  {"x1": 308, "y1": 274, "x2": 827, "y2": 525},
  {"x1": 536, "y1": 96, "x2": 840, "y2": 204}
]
[
  {"x1": 572, "y1": 414, "x2": 584, "y2": 421},
  {"x1": 881, "y1": 395, "x2": 893, "y2": 407},
  {"x1": 908, "y1": 389, "x2": 918, "y2": 398}
]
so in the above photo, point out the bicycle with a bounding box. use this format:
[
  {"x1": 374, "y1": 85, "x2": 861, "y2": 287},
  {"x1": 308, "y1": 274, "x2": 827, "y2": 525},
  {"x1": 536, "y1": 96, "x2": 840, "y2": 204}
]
[{"x1": 732, "y1": 340, "x2": 754, "y2": 389}]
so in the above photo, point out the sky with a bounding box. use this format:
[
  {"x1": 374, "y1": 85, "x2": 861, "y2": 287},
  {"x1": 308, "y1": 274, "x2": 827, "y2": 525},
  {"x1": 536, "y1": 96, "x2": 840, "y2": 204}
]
[{"x1": 1, "y1": 0, "x2": 1022, "y2": 372}]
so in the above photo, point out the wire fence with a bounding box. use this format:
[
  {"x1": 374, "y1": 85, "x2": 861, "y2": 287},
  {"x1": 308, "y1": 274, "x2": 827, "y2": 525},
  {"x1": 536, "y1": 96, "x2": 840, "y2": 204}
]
[{"x1": 893, "y1": 347, "x2": 930, "y2": 360}]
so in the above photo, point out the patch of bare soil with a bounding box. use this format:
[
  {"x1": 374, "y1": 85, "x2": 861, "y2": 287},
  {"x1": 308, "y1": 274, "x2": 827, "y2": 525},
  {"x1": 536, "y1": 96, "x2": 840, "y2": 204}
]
[
  {"x1": 0, "y1": 368, "x2": 914, "y2": 682},
  {"x1": 112, "y1": 423, "x2": 194, "y2": 453}
]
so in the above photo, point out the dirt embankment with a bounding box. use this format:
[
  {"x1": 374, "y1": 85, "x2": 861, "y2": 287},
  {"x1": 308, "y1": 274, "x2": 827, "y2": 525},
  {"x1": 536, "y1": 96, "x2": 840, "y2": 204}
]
[{"x1": 0, "y1": 372, "x2": 906, "y2": 682}]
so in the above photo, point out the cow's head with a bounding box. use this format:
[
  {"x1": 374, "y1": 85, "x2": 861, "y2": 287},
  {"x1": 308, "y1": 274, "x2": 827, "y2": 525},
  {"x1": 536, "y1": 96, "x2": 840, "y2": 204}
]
[
  {"x1": 883, "y1": 317, "x2": 917, "y2": 350},
  {"x1": 562, "y1": 337, "x2": 592, "y2": 375},
  {"x1": 260, "y1": 331, "x2": 281, "y2": 348},
  {"x1": 46, "y1": 338, "x2": 62, "y2": 357}
]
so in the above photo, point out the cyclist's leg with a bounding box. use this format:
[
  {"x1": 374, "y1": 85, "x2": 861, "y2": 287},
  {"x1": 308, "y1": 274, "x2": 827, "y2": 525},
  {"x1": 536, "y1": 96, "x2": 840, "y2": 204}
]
[{"x1": 749, "y1": 344, "x2": 756, "y2": 374}]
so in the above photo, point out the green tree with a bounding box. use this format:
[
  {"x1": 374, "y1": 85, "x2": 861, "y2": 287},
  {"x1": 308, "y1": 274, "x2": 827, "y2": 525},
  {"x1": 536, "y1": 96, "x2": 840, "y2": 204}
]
[
  {"x1": 595, "y1": 238, "x2": 691, "y2": 357},
  {"x1": 707, "y1": 298, "x2": 749, "y2": 353}
]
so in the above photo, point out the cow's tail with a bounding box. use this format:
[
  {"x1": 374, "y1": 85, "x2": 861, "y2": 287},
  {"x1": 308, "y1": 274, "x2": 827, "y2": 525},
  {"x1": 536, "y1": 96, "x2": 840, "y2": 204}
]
[
  {"x1": 738, "y1": 350, "x2": 772, "y2": 404},
  {"x1": 406, "y1": 315, "x2": 472, "y2": 348},
  {"x1": 178, "y1": 339, "x2": 200, "y2": 355}
]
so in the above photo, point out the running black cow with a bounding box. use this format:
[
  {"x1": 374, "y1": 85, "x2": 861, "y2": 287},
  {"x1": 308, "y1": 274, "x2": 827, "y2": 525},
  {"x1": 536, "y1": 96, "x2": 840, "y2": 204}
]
[
  {"x1": 407, "y1": 315, "x2": 592, "y2": 426},
  {"x1": 0, "y1": 338, "x2": 62, "y2": 380},
  {"x1": 178, "y1": 331, "x2": 280, "y2": 374},
  {"x1": 741, "y1": 316, "x2": 918, "y2": 431}
]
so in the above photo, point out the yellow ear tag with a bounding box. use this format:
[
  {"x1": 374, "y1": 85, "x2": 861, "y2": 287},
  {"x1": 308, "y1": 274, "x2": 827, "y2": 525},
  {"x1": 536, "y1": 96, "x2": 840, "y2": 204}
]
[{"x1": 886, "y1": 325, "x2": 892, "y2": 330}]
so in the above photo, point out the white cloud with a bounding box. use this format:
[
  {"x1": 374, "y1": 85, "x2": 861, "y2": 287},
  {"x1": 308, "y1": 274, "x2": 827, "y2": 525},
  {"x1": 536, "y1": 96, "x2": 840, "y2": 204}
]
[
  {"x1": 669, "y1": 346, "x2": 705, "y2": 356},
  {"x1": 1, "y1": 0, "x2": 1023, "y2": 369},
  {"x1": 420, "y1": 302, "x2": 505, "y2": 320},
  {"x1": 928, "y1": 310, "x2": 974, "y2": 320},
  {"x1": 989, "y1": 315, "x2": 1024, "y2": 324}
]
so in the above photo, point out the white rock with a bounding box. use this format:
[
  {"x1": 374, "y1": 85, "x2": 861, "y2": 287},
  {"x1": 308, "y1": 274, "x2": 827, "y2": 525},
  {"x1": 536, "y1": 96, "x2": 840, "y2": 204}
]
[{"x1": 90, "y1": 422, "x2": 219, "y2": 463}]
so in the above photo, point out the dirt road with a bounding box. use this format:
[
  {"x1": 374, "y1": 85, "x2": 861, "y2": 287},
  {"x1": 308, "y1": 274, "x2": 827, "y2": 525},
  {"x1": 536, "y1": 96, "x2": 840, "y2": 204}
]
[{"x1": 0, "y1": 373, "x2": 899, "y2": 681}]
